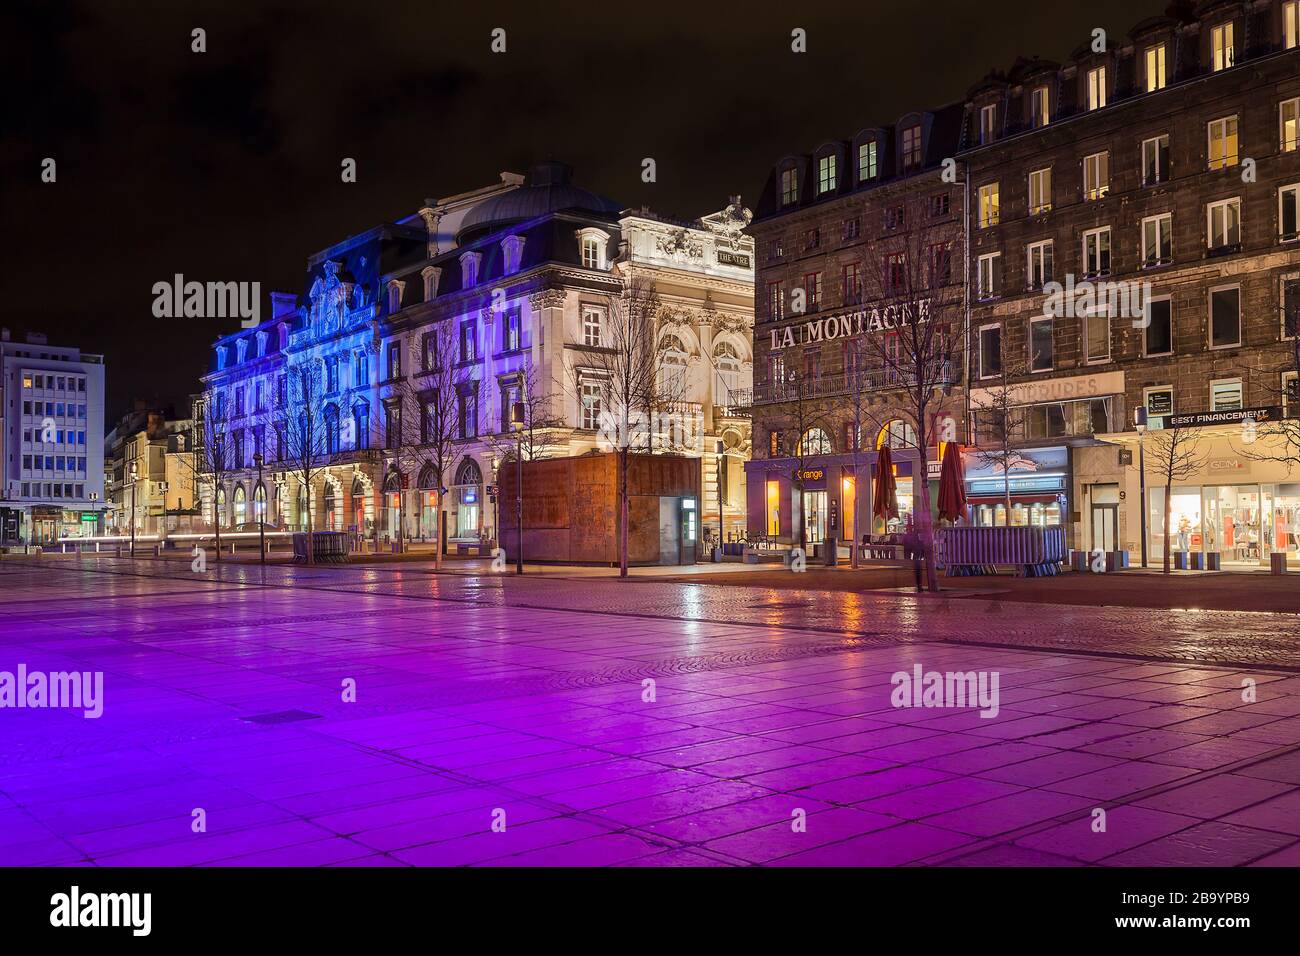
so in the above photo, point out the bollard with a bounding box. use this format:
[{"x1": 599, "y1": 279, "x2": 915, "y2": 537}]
[{"x1": 1271, "y1": 552, "x2": 1288, "y2": 574}]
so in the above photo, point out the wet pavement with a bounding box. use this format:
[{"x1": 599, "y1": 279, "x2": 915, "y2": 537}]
[{"x1": 1, "y1": 555, "x2": 1298, "y2": 866}]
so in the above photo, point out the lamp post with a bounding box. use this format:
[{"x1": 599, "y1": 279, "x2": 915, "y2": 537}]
[
  {"x1": 511, "y1": 400, "x2": 525, "y2": 575},
  {"x1": 1135, "y1": 407, "x2": 1148, "y2": 569},
  {"x1": 128, "y1": 460, "x2": 138, "y2": 557},
  {"x1": 253, "y1": 452, "x2": 266, "y2": 565}
]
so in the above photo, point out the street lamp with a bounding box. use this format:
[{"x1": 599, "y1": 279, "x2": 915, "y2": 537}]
[
  {"x1": 511, "y1": 400, "x2": 525, "y2": 575},
  {"x1": 1135, "y1": 407, "x2": 1148, "y2": 569},
  {"x1": 253, "y1": 452, "x2": 266, "y2": 565},
  {"x1": 128, "y1": 460, "x2": 138, "y2": 557}
]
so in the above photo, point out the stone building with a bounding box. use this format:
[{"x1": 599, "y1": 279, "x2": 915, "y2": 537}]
[{"x1": 962, "y1": 0, "x2": 1300, "y2": 566}]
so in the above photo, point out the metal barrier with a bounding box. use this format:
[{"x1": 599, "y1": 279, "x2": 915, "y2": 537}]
[
  {"x1": 937, "y1": 526, "x2": 1067, "y2": 576},
  {"x1": 292, "y1": 531, "x2": 348, "y2": 564}
]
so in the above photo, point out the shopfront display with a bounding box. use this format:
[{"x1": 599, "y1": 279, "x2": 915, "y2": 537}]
[
  {"x1": 1149, "y1": 483, "x2": 1298, "y2": 567},
  {"x1": 963, "y1": 446, "x2": 1067, "y2": 529}
]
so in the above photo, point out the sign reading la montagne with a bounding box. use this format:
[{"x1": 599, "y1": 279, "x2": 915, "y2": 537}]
[{"x1": 770, "y1": 299, "x2": 933, "y2": 352}]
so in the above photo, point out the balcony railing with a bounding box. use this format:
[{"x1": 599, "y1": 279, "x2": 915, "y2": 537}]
[{"x1": 732, "y1": 362, "x2": 958, "y2": 408}]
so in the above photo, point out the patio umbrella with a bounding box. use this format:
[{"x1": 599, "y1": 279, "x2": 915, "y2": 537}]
[
  {"x1": 872, "y1": 445, "x2": 898, "y2": 521},
  {"x1": 937, "y1": 443, "x2": 968, "y2": 523}
]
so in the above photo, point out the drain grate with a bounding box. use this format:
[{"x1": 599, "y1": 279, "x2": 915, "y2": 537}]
[{"x1": 241, "y1": 709, "x2": 322, "y2": 724}]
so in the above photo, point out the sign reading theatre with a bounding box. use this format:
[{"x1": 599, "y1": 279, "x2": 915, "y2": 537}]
[{"x1": 770, "y1": 299, "x2": 933, "y2": 352}]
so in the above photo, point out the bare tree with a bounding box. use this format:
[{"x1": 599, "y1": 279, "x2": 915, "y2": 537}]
[
  {"x1": 1147, "y1": 424, "x2": 1207, "y2": 573},
  {"x1": 190, "y1": 395, "x2": 231, "y2": 562},
  {"x1": 970, "y1": 358, "x2": 1029, "y2": 521},
  {"x1": 382, "y1": 321, "x2": 485, "y2": 568},
  {"x1": 484, "y1": 357, "x2": 565, "y2": 465},
  {"x1": 570, "y1": 276, "x2": 676, "y2": 577},
  {"x1": 855, "y1": 192, "x2": 964, "y2": 591},
  {"x1": 1237, "y1": 286, "x2": 1300, "y2": 469},
  {"x1": 282, "y1": 360, "x2": 328, "y2": 565}
]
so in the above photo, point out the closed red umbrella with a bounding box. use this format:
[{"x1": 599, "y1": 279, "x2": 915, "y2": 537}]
[
  {"x1": 937, "y1": 443, "x2": 968, "y2": 523},
  {"x1": 872, "y1": 445, "x2": 898, "y2": 521}
]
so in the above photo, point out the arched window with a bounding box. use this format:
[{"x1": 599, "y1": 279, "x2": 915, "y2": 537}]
[
  {"x1": 296, "y1": 483, "x2": 309, "y2": 531},
  {"x1": 253, "y1": 482, "x2": 267, "y2": 521},
  {"x1": 877, "y1": 419, "x2": 917, "y2": 449},
  {"x1": 801, "y1": 427, "x2": 832, "y2": 456},
  {"x1": 713, "y1": 340, "x2": 742, "y2": 398},
  {"x1": 658, "y1": 334, "x2": 689, "y2": 397},
  {"x1": 455, "y1": 458, "x2": 483, "y2": 486},
  {"x1": 417, "y1": 463, "x2": 437, "y2": 490},
  {"x1": 323, "y1": 483, "x2": 336, "y2": 531},
  {"x1": 382, "y1": 470, "x2": 403, "y2": 494},
  {"x1": 275, "y1": 481, "x2": 288, "y2": 527},
  {"x1": 232, "y1": 484, "x2": 247, "y2": 528},
  {"x1": 215, "y1": 487, "x2": 226, "y2": 528}
]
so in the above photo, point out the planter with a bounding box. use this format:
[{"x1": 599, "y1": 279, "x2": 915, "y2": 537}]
[
  {"x1": 1189, "y1": 552, "x2": 1204, "y2": 570},
  {"x1": 1172, "y1": 551, "x2": 1189, "y2": 571},
  {"x1": 1205, "y1": 552, "x2": 1222, "y2": 571},
  {"x1": 1271, "y1": 552, "x2": 1289, "y2": 574}
]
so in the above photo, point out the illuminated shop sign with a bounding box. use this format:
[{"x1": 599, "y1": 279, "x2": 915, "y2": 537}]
[
  {"x1": 794, "y1": 468, "x2": 825, "y2": 482},
  {"x1": 769, "y1": 299, "x2": 932, "y2": 352},
  {"x1": 1162, "y1": 406, "x2": 1282, "y2": 429}
]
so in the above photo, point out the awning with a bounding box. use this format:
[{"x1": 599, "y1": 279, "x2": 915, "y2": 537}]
[{"x1": 967, "y1": 493, "x2": 1062, "y2": 505}]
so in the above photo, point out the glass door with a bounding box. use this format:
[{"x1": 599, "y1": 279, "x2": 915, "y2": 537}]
[{"x1": 802, "y1": 490, "x2": 827, "y2": 545}]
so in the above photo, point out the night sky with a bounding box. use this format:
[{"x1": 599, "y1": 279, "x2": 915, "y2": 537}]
[{"x1": 3, "y1": 0, "x2": 1160, "y2": 424}]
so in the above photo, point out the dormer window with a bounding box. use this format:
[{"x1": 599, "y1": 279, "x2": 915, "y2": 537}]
[
  {"x1": 421, "y1": 265, "x2": 441, "y2": 302},
  {"x1": 857, "y1": 140, "x2": 878, "y2": 182},
  {"x1": 780, "y1": 166, "x2": 799, "y2": 205},
  {"x1": 1211, "y1": 22, "x2": 1235, "y2": 71},
  {"x1": 459, "y1": 251, "x2": 482, "y2": 287},
  {"x1": 501, "y1": 235, "x2": 526, "y2": 274},
  {"x1": 979, "y1": 104, "x2": 997, "y2": 145},
  {"x1": 277, "y1": 323, "x2": 290, "y2": 350},
  {"x1": 255, "y1": 330, "x2": 268, "y2": 358},
  {"x1": 575, "y1": 228, "x2": 609, "y2": 270},
  {"x1": 235, "y1": 340, "x2": 248, "y2": 364},
  {"x1": 816, "y1": 154, "x2": 837, "y2": 194},
  {"x1": 215, "y1": 345, "x2": 228, "y2": 371},
  {"x1": 1030, "y1": 86, "x2": 1050, "y2": 128},
  {"x1": 1144, "y1": 43, "x2": 1166, "y2": 91},
  {"x1": 1087, "y1": 66, "x2": 1107, "y2": 110},
  {"x1": 901, "y1": 126, "x2": 922, "y2": 171},
  {"x1": 386, "y1": 280, "x2": 405, "y2": 313}
]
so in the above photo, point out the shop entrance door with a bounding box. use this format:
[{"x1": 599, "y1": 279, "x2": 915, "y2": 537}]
[
  {"x1": 802, "y1": 490, "x2": 827, "y2": 547},
  {"x1": 1091, "y1": 503, "x2": 1117, "y2": 552}
]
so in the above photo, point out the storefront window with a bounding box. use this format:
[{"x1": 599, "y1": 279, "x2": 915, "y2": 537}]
[{"x1": 765, "y1": 480, "x2": 780, "y2": 536}]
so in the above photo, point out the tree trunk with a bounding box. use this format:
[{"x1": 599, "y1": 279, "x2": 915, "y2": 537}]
[
  {"x1": 434, "y1": 488, "x2": 444, "y2": 570},
  {"x1": 1002, "y1": 439, "x2": 1012, "y2": 524},
  {"x1": 213, "y1": 481, "x2": 222, "y2": 562},
  {"x1": 305, "y1": 480, "x2": 315, "y2": 566},
  {"x1": 618, "y1": 448, "x2": 629, "y2": 578},
  {"x1": 850, "y1": 449, "x2": 860, "y2": 569},
  {"x1": 1170, "y1": 478, "x2": 1180, "y2": 574}
]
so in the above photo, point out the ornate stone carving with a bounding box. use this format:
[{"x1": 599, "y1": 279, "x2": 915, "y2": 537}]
[
  {"x1": 528, "y1": 288, "x2": 567, "y2": 310},
  {"x1": 656, "y1": 228, "x2": 704, "y2": 262}
]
